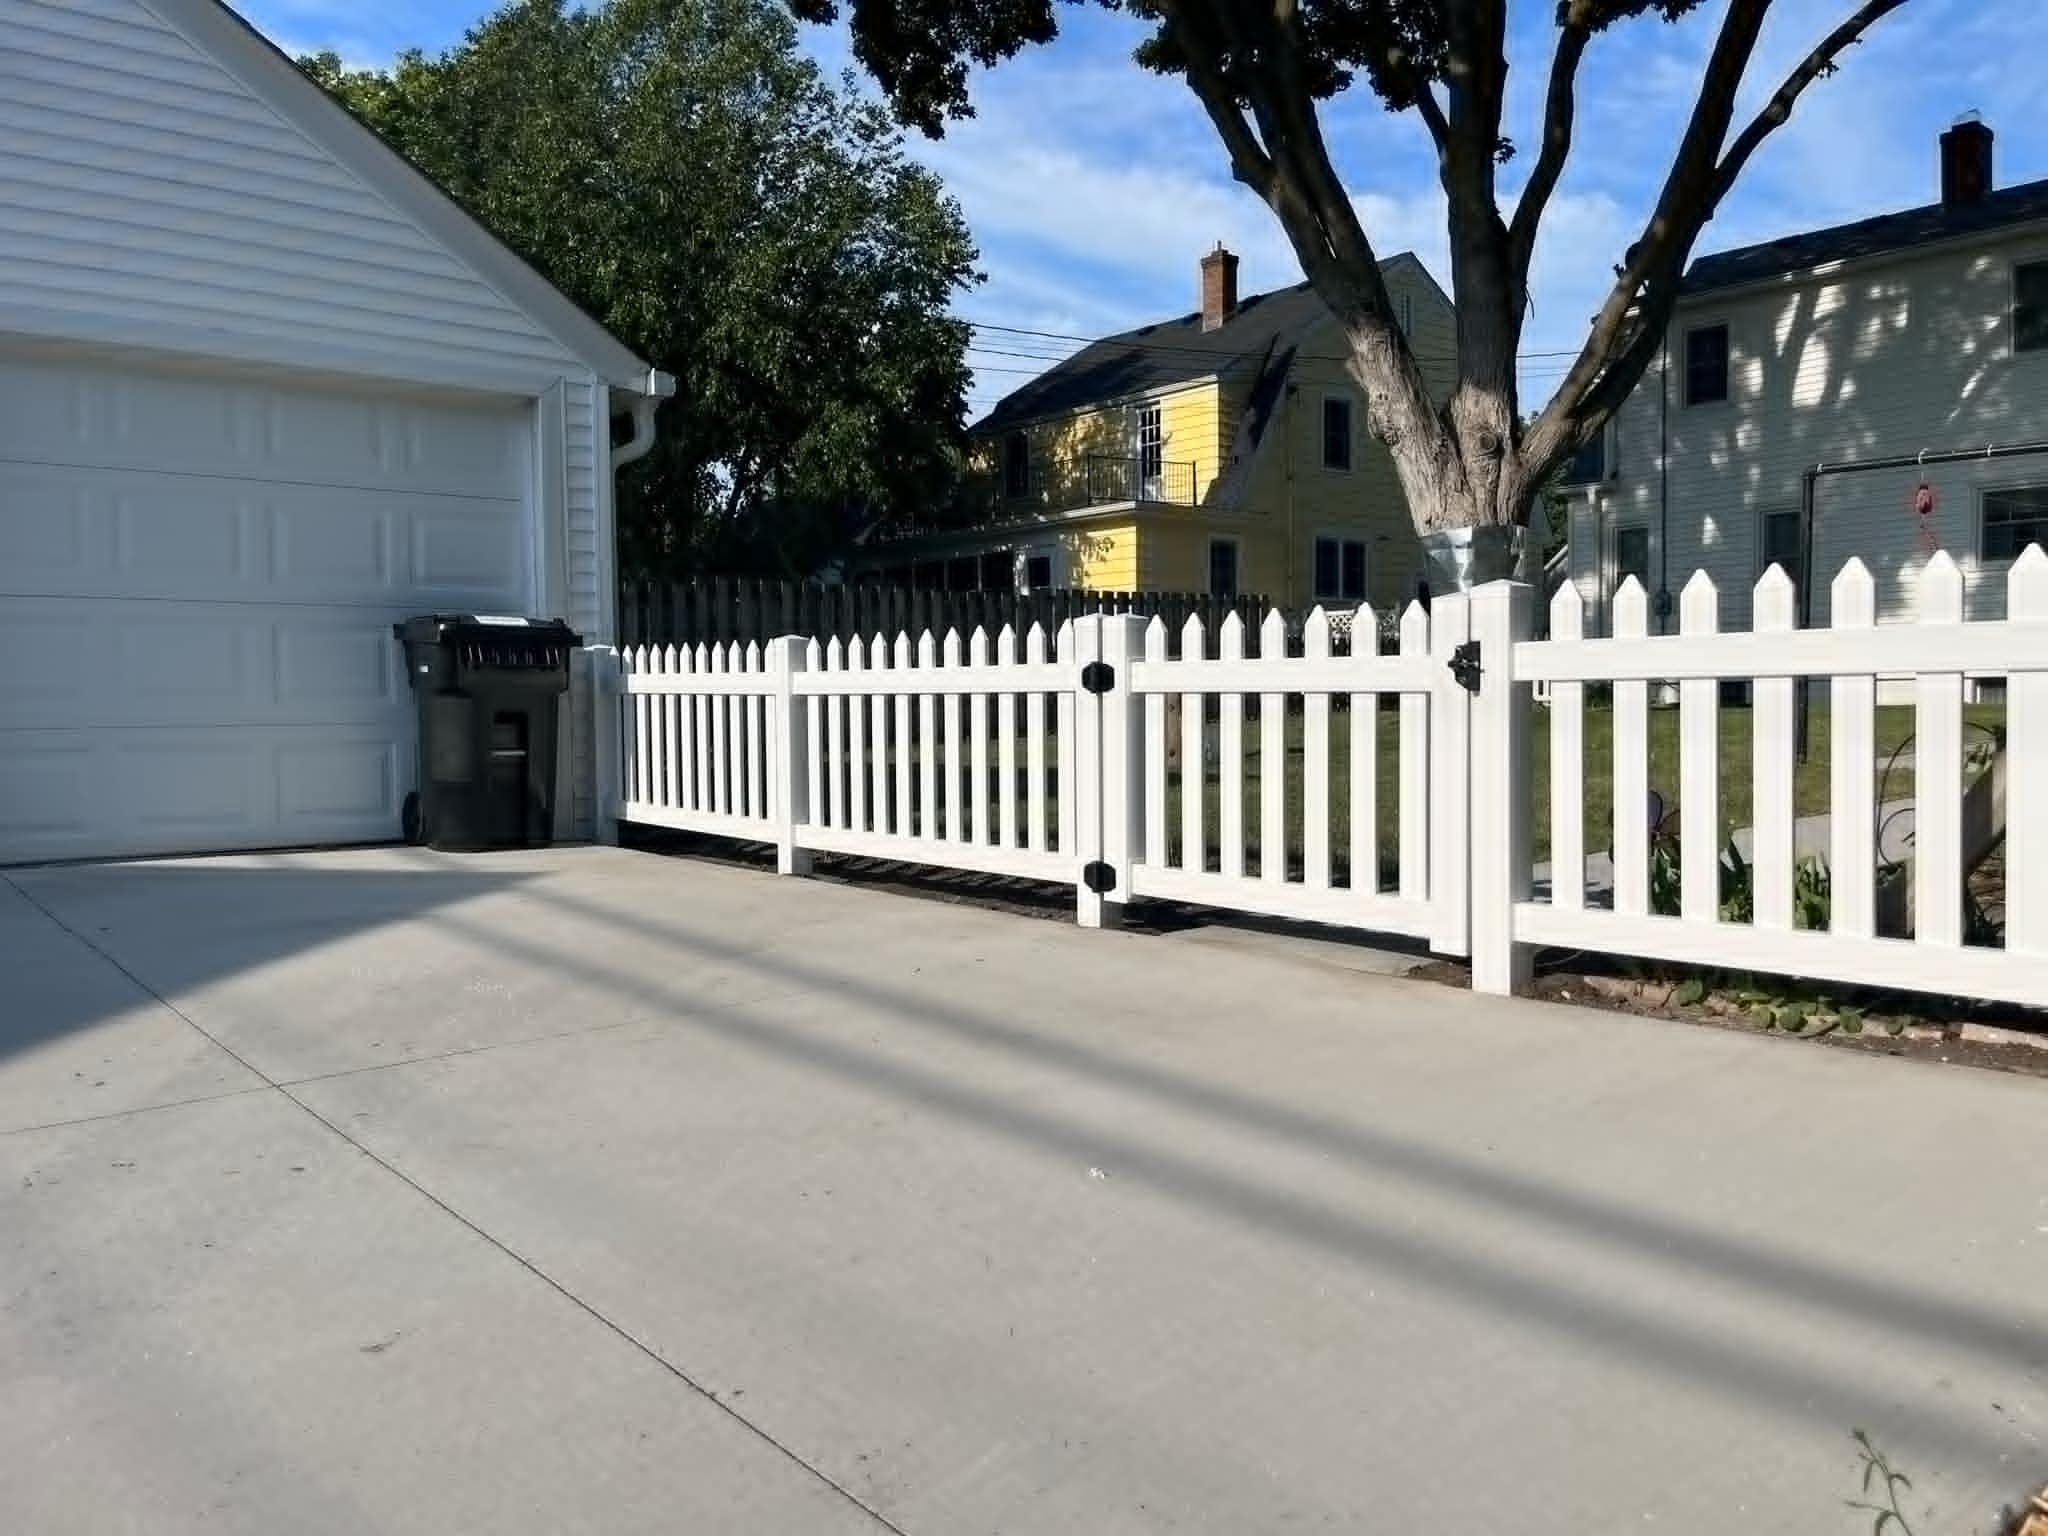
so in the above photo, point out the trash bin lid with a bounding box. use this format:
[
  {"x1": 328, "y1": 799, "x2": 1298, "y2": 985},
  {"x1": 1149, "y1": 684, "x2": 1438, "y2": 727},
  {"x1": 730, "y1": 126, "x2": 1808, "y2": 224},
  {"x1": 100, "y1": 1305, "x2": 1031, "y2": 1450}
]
[{"x1": 394, "y1": 614, "x2": 583, "y2": 646}]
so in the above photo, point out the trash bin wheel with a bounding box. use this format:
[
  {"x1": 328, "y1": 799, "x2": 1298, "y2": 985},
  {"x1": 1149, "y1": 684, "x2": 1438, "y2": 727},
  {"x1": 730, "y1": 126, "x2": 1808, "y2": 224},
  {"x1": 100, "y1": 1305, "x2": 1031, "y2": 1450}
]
[{"x1": 401, "y1": 791, "x2": 424, "y2": 846}]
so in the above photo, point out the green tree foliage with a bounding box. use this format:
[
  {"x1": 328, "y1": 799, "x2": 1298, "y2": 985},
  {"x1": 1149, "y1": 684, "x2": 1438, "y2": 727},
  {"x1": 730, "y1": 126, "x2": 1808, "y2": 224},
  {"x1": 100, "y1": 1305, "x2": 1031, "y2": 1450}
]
[
  {"x1": 791, "y1": 0, "x2": 1911, "y2": 536},
  {"x1": 302, "y1": 0, "x2": 979, "y2": 578}
]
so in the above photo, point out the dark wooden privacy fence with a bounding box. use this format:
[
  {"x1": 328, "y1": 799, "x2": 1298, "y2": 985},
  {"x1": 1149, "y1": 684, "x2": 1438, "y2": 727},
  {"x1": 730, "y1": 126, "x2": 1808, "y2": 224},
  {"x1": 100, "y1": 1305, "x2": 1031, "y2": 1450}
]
[{"x1": 618, "y1": 577, "x2": 1273, "y2": 652}]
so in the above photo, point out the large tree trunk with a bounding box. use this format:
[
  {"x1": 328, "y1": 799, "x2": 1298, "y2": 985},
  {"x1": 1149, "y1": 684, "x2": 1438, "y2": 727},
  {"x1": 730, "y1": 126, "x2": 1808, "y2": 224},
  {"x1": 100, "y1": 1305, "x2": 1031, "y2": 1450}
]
[{"x1": 1341, "y1": 318, "x2": 1536, "y2": 537}]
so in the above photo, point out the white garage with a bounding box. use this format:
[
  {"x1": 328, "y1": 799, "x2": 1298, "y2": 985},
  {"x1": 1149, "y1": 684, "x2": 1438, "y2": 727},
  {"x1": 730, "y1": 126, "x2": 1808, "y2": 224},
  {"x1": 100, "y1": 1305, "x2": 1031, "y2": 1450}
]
[{"x1": 0, "y1": 0, "x2": 669, "y2": 863}]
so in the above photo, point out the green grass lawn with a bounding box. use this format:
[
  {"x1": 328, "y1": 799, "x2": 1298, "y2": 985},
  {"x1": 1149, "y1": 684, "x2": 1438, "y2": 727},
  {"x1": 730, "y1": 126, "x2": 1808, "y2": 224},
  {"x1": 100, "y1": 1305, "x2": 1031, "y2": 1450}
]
[{"x1": 1160, "y1": 701, "x2": 2005, "y2": 880}]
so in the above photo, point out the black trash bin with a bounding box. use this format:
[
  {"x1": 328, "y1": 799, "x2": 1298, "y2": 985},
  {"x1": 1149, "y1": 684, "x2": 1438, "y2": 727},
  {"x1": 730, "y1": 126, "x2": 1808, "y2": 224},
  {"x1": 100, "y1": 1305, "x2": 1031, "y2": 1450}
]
[{"x1": 394, "y1": 615, "x2": 581, "y2": 851}]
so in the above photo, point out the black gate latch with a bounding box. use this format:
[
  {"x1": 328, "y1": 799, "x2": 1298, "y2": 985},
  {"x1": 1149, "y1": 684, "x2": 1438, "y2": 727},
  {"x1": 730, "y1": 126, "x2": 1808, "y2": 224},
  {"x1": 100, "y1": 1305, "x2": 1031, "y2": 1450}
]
[
  {"x1": 1448, "y1": 641, "x2": 1482, "y2": 694},
  {"x1": 1081, "y1": 661, "x2": 1115, "y2": 695},
  {"x1": 1083, "y1": 861, "x2": 1118, "y2": 894}
]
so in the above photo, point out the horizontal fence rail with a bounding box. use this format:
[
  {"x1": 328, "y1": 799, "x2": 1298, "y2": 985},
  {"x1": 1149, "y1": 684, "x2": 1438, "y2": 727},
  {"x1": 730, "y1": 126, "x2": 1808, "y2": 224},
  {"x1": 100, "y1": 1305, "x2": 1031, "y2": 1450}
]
[{"x1": 603, "y1": 548, "x2": 2046, "y2": 1015}]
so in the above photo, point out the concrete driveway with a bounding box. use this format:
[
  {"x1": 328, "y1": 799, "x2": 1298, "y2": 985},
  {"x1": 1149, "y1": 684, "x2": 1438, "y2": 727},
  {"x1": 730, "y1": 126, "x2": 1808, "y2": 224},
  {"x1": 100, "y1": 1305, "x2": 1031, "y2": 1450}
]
[{"x1": 2, "y1": 847, "x2": 2043, "y2": 1534}]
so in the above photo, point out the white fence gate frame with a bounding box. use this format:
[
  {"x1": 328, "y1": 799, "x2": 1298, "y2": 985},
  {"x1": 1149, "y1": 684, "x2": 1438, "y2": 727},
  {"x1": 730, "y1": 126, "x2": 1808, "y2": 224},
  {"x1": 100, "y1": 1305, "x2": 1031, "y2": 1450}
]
[{"x1": 599, "y1": 546, "x2": 2048, "y2": 1013}]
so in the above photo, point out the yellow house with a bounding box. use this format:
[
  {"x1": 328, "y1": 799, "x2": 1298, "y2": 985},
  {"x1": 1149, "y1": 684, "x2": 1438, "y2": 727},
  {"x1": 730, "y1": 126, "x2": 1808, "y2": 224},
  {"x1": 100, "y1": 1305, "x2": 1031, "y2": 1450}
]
[{"x1": 857, "y1": 244, "x2": 1456, "y2": 611}]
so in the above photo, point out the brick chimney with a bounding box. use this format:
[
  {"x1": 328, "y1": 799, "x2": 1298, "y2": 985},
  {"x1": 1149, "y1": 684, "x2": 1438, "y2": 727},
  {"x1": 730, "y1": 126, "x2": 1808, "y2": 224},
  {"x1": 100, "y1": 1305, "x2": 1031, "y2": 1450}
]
[
  {"x1": 1200, "y1": 243, "x2": 1239, "y2": 332},
  {"x1": 1941, "y1": 113, "x2": 1994, "y2": 209}
]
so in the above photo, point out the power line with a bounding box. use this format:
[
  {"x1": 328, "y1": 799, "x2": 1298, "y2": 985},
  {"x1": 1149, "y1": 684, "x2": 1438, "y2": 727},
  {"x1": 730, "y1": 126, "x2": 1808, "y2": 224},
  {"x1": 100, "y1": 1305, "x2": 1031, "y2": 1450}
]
[{"x1": 963, "y1": 315, "x2": 1588, "y2": 363}]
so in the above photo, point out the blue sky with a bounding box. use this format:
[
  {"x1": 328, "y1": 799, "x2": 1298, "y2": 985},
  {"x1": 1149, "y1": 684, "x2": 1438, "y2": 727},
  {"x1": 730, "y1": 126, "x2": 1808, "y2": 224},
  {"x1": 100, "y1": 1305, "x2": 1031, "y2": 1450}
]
[{"x1": 241, "y1": 0, "x2": 2041, "y2": 419}]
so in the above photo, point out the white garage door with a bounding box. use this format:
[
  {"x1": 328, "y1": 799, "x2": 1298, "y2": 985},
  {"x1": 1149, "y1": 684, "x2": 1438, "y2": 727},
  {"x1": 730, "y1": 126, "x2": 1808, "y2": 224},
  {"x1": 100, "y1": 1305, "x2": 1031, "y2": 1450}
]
[{"x1": 0, "y1": 350, "x2": 533, "y2": 863}]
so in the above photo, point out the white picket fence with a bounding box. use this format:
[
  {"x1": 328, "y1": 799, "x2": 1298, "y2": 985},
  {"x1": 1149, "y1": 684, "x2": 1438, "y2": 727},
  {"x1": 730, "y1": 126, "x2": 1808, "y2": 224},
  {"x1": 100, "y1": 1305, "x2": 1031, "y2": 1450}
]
[{"x1": 601, "y1": 546, "x2": 2048, "y2": 1012}]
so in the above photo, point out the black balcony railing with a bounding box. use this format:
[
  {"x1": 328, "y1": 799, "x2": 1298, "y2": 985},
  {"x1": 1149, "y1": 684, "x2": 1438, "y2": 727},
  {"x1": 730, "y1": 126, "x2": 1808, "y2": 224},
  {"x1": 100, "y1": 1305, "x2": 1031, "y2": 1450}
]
[{"x1": 1083, "y1": 454, "x2": 1198, "y2": 506}]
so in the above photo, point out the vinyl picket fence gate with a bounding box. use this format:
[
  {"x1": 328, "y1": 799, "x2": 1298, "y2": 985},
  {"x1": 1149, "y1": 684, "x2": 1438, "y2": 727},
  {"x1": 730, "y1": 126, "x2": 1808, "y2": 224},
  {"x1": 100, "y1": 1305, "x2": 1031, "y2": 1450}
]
[{"x1": 598, "y1": 547, "x2": 2048, "y2": 1013}]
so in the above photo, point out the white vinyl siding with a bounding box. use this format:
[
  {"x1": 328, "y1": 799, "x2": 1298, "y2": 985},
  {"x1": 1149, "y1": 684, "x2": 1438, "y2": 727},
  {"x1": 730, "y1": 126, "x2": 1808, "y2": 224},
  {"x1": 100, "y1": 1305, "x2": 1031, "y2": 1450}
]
[
  {"x1": 1575, "y1": 227, "x2": 2048, "y2": 631},
  {"x1": 0, "y1": 0, "x2": 581, "y2": 392}
]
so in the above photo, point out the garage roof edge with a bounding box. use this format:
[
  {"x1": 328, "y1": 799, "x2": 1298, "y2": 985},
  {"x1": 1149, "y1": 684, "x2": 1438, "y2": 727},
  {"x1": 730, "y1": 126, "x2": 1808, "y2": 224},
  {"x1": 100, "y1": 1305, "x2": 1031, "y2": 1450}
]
[{"x1": 144, "y1": 0, "x2": 665, "y2": 401}]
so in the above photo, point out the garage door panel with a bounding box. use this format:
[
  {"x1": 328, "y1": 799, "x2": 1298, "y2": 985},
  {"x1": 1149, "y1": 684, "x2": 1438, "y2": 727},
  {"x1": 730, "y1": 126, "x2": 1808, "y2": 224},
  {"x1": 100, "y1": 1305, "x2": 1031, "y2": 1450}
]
[
  {"x1": 0, "y1": 726, "x2": 404, "y2": 862},
  {"x1": 0, "y1": 465, "x2": 523, "y2": 607},
  {"x1": 0, "y1": 355, "x2": 527, "y2": 501},
  {"x1": 0, "y1": 600, "x2": 404, "y2": 730}
]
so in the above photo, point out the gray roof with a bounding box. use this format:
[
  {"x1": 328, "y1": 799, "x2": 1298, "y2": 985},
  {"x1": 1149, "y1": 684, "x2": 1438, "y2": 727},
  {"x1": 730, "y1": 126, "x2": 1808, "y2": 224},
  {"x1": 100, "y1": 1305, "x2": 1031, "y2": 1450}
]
[
  {"x1": 1684, "y1": 176, "x2": 2048, "y2": 296},
  {"x1": 971, "y1": 281, "x2": 1331, "y2": 434}
]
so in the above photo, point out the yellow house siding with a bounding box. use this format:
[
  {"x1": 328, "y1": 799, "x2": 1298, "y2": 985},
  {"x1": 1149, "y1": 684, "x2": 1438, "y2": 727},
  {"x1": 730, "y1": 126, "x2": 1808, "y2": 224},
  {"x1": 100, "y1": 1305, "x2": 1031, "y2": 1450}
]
[
  {"x1": 971, "y1": 381, "x2": 1224, "y2": 509},
  {"x1": 1065, "y1": 519, "x2": 1140, "y2": 590},
  {"x1": 1135, "y1": 518, "x2": 1286, "y2": 600}
]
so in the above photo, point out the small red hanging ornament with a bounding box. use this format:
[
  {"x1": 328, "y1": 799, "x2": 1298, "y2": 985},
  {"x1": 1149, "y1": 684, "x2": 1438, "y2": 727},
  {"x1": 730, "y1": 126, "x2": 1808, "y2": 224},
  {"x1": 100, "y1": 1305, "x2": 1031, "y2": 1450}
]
[{"x1": 1913, "y1": 480, "x2": 1941, "y2": 555}]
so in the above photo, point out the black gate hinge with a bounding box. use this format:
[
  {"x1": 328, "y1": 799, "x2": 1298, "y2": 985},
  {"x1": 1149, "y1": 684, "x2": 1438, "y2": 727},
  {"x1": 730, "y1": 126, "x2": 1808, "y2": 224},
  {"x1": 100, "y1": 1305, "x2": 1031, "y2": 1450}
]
[
  {"x1": 1082, "y1": 860, "x2": 1118, "y2": 894},
  {"x1": 1080, "y1": 661, "x2": 1115, "y2": 694},
  {"x1": 1448, "y1": 641, "x2": 1482, "y2": 694}
]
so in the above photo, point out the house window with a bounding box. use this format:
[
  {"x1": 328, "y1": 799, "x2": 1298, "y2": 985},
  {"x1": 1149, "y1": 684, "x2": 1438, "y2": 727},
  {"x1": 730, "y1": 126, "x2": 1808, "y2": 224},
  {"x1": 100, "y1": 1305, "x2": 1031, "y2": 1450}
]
[
  {"x1": 1611, "y1": 524, "x2": 1652, "y2": 602},
  {"x1": 1685, "y1": 324, "x2": 1729, "y2": 405},
  {"x1": 1760, "y1": 508, "x2": 1805, "y2": 598},
  {"x1": 1560, "y1": 427, "x2": 1610, "y2": 487},
  {"x1": 1208, "y1": 538, "x2": 1241, "y2": 599},
  {"x1": 1002, "y1": 431, "x2": 1029, "y2": 499},
  {"x1": 2014, "y1": 261, "x2": 2048, "y2": 353},
  {"x1": 1136, "y1": 402, "x2": 1164, "y2": 495},
  {"x1": 1321, "y1": 395, "x2": 1353, "y2": 470},
  {"x1": 1983, "y1": 483, "x2": 2048, "y2": 561},
  {"x1": 1023, "y1": 552, "x2": 1054, "y2": 592},
  {"x1": 1313, "y1": 536, "x2": 1369, "y2": 603}
]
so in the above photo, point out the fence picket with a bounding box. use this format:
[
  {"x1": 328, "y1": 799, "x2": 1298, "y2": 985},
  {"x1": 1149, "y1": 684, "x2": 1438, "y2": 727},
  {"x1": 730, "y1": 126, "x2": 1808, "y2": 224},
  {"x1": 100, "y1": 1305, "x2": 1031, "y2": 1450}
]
[
  {"x1": 997, "y1": 626, "x2": 1020, "y2": 849},
  {"x1": 623, "y1": 646, "x2": 643, "y2": 806},
  {"x1": 1026, "y1": 624, "x2": 1051, "y2": 853},
  {"x1": 1144, "y1": 617, "x2": 1168, "y2": 869},
  {"x1": 1219, "y1": 610, "x2": 1246, "y2": 880},
  {"x1": 824, "y1": 637, "x2": 845, "y2": 830},
  {"x1": 803, "y1": 639, "x2": 822, "y2": 832},
  {"x1": 1398, "y1": 602, "x2": 1429, "y2": 902},
  {"x1": 1829, "y1": 561, "x2": 1878, "y2": 939},
  {"x1": 969, "y1": 627, "x2": 992, "y2": 846},
  {"x1": 2010, "y1": 548, "x2": 2048, "y2": 955},
  {"x1": 1915, "y1": 553, "x2": 1966, "y2": 947},
  {"x1": 846, "y1": 636, "x2": 868, "y2": 833},
  {"x1": 1302, "y1": 607, "x2": 1332, "y2": 889},
  {"x1": 894, "y1": 633, "x2": 914, "y2": 843},
  {"x1": 1611, "y1": 579, "x2": 1650, "y2": 917},
  {"x1": 1679, "y1": 573, "x2": 1720, "y2": 923},
  {"x1": 693, "y1": 644, "x2": 712, "y2": 816},
  {"x1": 674, "y1": 643, "x2": 697, "y2": 812},
  {"x1": 917, "y1": 630, "x2": 938, "y2": 838},
  {"x1": 1546, "y1": 585, "x2": 1584, "y2": 910},
  {"x1": 1751, "y1": 568, "x2": 1797, "y2": 928},
  {"x1": 943, "y1": 630, "x2": 966, "y2": 841},
  {"x1": 1180, "y1": 613, "x2": 1206, "y2": 873},
  {"x1": 1348, "y1": 603, "x2": 1378, "y2": 893},
  {"x1": 868, "y1": 635, "x2": 892, "y2": 834},
  {"x1": 1260, "y1": 610, "x2": 1287, "y2": 883}
]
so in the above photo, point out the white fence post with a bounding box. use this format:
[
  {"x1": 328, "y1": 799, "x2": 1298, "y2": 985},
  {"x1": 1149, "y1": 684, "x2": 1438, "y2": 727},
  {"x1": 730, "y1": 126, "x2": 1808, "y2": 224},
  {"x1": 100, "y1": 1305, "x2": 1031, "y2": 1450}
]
[
  {"x1": 1428, "y1": 590, "x2": 1471, "y2": 957},
  {"x1": 1469, "y1": 580, "x2": 1534, "y2": 994},
  {"x1": 768, "y1": 635, "x2": 812, "y2": 876},
  {"x1": 588, "y1": 645, "x2": 622, "y2": 846},
  {"x1": 1075, "y1": 613, "x2": 1145, "y2": 928}
]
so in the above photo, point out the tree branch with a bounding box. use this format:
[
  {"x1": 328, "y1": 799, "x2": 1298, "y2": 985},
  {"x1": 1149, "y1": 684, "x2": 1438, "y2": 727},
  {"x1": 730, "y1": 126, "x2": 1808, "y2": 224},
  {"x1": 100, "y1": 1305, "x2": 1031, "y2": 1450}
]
[
  {"x1": 1710, "y1": 0, "x2": 1911, "y2": 203},
  {"x1": 1507, "y1": 10, "x2": 1591, "y2": 289},
  {"x1": 1521, "y1": 0, "x2": 1770, "y2": 470},
  {"x1": 1524, "y1": 0, "x2": 1914, "y2": 476}
]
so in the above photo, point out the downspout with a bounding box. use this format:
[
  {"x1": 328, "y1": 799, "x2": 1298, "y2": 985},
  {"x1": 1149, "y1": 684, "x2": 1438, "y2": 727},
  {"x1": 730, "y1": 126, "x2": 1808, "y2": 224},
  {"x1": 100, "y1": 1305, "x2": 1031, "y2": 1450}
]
[{"x1": 612, "y1": 368, "x2": 673, "y2": 472}]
